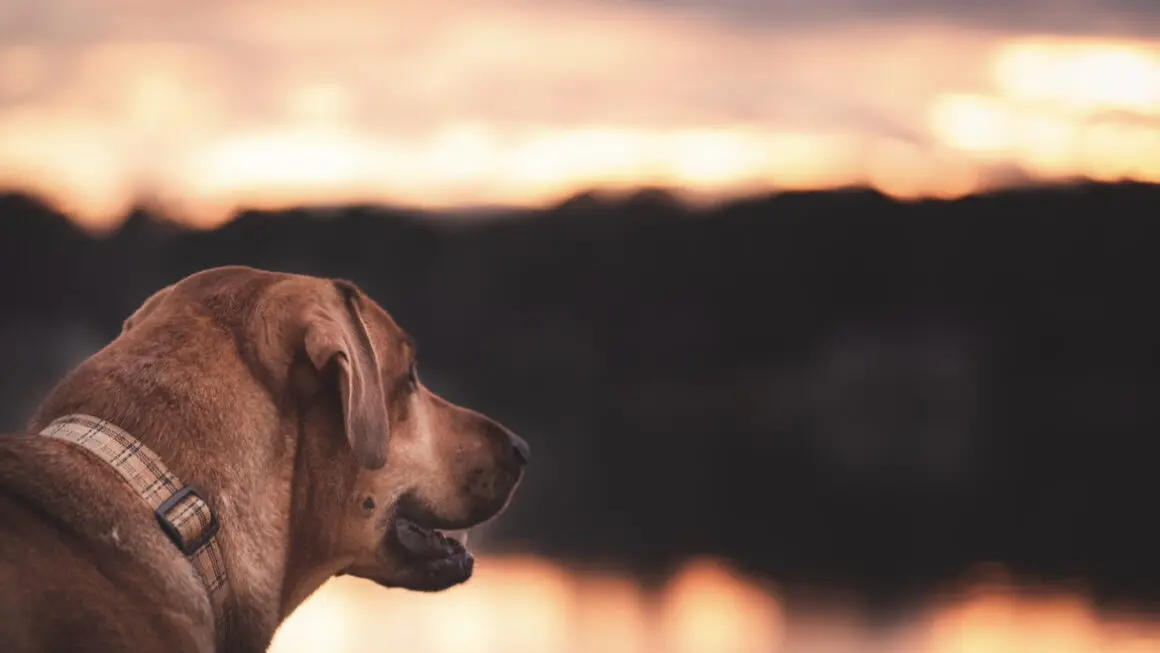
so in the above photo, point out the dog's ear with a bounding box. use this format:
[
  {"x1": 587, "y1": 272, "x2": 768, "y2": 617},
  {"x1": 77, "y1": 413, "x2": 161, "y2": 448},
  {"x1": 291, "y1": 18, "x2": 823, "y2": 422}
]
[
  {"x1": 122, "y1": 284, "x2": 174, "y2": 334},
  {"x1": 304, "y1": 281, "x2": 390, "y2": 470}
]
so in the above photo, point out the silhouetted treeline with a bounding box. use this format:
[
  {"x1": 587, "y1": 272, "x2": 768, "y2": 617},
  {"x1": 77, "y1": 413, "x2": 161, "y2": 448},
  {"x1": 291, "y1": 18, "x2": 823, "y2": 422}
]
[{"x1": 3, "y1": 182, "x2": 1159, "y2": 612}]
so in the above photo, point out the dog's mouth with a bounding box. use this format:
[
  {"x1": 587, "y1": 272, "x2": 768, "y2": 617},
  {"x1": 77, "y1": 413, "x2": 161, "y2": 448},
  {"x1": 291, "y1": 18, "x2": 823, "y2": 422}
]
[
  {"x1": 393, "y1": 517, "x2": 471, "y2": 560},
  {"x1": 374, "y1": 517, "x2": 474, "y2": 592}
]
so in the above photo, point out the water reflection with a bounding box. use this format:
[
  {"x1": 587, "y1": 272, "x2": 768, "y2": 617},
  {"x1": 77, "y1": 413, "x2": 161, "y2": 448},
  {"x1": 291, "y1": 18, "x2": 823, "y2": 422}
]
[{"x1": 269, "y1": 556, "x2": 1160, "y2": 653}]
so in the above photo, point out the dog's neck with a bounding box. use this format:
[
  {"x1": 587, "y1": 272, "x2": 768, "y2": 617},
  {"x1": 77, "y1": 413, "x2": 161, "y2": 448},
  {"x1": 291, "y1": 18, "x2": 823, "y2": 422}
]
[{"x1": 30, "y1": 347, "x2": 349, "y2": 652}]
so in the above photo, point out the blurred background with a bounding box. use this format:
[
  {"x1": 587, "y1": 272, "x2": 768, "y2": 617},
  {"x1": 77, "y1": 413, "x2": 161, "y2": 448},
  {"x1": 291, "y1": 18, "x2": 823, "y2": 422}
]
[{"x1": 3, "y1": 1, "x2": 1160, "y2": 651}]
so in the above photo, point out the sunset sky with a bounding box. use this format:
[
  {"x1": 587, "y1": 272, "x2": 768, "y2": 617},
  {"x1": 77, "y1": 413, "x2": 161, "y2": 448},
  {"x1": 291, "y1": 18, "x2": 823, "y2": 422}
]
[{"x1": 2, "y1": 0, "x2": 1160, "y2": 230}]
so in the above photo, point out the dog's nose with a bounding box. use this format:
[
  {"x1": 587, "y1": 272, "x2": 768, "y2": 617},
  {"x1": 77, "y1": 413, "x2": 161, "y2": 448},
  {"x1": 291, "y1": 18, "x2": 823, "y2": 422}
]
[{"x1": 510, "y1": 433, "x2": 531, "y2": 466}]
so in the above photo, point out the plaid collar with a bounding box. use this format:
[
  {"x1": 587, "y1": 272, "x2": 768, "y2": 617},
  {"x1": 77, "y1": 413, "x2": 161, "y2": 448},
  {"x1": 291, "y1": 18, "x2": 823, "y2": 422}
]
[{"x1": 39, "y1": 414, "x2": 229, "y2": 626}]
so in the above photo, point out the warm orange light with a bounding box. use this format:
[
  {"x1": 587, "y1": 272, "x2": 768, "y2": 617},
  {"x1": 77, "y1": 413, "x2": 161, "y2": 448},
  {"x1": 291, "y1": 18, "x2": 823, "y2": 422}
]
[
  {"x1": 930, "y1": 94, "x2": 1016, "y2": 156},
  {"x1": 573, "y1": 574, "x2": 651, "y2": 653},
  {"x1": 994, "y1": 39, "x2": 1160, "y2": 117},
  {"x1": 926, "y1": 38, "x2": 1160, "y2": 186},
  {"x1": 659, "y1": 558, "x2": 785, "y2": 653},
  {"x1": 865, "y1": 140, "x2": 980, "y2": 200},
  {"x1": 0, "y1": 110, "x2": 135, "y2": 233},
  {"x1": 921, "y1": 586, "x2": 1160, "y2": 653},
  {"x1": 268, "y1": 556, "x2": 1160, "y2": 653}
]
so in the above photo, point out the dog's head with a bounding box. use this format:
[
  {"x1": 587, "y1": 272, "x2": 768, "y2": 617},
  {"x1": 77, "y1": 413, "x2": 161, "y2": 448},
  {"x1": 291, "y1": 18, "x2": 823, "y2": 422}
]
[{"x1": 123, "y1": 267, "x2": 529, "y2": 593}]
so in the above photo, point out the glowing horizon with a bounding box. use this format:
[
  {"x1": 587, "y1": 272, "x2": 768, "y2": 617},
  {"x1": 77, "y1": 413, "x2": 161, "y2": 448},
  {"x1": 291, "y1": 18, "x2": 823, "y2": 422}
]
[{"x1": 2, "y1": 3, "x2": 1160, "y2": 232}]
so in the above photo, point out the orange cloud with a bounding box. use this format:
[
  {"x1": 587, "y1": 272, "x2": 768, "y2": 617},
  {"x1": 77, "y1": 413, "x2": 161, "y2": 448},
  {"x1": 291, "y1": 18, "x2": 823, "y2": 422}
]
[{"x1": 2, "y1": 3, "x2": 1159, "y2": 230}]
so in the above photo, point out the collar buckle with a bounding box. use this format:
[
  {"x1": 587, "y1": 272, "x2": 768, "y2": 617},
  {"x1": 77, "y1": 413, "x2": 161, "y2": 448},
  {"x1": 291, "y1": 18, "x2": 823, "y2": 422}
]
[{"x1": 155, "y1": 485, "x2": 221, "y2": 556}]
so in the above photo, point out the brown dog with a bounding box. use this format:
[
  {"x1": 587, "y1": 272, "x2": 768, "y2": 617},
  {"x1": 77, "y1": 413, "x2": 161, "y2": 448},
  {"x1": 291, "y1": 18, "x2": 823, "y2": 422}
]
[{"x1": 0, "y1": 266, "x2": 529, "y2": 653}]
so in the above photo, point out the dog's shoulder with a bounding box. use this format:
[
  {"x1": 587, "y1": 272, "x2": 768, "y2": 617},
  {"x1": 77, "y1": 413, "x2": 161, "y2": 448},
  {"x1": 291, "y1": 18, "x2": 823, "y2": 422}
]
[{"x1": 0, "y1": 434, "x2": 215, "y2": 653}]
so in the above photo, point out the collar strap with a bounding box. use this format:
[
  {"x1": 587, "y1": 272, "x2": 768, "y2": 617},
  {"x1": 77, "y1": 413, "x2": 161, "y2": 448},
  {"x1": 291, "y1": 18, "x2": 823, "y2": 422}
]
[{"x1": 39, "y1": 414, "x2": 229, "y2": 625}]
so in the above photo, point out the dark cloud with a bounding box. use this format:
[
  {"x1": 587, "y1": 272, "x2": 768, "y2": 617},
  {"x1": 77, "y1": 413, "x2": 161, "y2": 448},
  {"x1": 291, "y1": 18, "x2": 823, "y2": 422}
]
[{"x1": 622, "y1": 0, "x2": 1160, "y2": 35}]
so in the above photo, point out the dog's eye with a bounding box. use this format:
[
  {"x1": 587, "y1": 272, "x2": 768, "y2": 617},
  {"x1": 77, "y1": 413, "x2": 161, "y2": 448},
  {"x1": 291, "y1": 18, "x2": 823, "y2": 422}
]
[{"x1": 407, "y1": 361, "x2": 419, "y2": 389}]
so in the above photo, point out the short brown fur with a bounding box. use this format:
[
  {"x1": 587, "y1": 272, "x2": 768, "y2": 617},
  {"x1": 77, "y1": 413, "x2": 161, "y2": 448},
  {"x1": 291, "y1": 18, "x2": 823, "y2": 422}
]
[{"x1": 0, "y1": 266, "x2": 528, "y2": 653}]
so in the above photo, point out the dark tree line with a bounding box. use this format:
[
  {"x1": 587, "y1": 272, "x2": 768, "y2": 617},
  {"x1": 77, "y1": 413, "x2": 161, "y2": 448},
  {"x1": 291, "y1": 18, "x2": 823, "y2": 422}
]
[{"x1": 3, "y1": 182, "x2": 1159, "y2": 612}]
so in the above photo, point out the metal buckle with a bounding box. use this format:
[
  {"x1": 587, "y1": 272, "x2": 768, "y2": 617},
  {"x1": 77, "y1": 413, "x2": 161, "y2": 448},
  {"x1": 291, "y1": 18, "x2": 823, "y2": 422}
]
[{"x1": 155, "y1": 485, "x2": 220, "y2": 556}]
